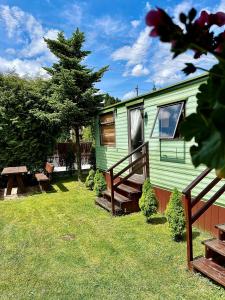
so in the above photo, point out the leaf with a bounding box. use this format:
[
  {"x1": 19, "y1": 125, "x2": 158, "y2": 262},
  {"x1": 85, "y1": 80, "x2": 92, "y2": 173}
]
[
  {"x1": 188, "y1": 8, "x2": 197, "y2": 22},
  {"x1": 182, "y1": 63, "x2": 196, "y2": 75},
  {"x1": 190, "y1": 132, "x2": 225, "y2": 168},
  {"x1": 179, "y1": 13, "x2": 187, "y2": 24},
  {"x1": 179, "y1": 113, "x2": 208, "y2": 142}
]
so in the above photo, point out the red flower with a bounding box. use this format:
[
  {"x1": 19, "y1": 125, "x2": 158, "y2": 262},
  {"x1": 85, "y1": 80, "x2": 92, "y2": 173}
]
[
  {"x1": 212, "y1": 12, "x2": 225, "y2": 27},
  {"x1": 195, "y1": 11, "x2": 210, "y2": 27},
  {"x1": 146, "y1": 8, "x2": 173, "y2": 37},
  {"x1": 215, "y1": 31, "x2": 225, "y2": 53},
  {"x1": 195, "y1": 10, "x2": 225, "y2": 28}
]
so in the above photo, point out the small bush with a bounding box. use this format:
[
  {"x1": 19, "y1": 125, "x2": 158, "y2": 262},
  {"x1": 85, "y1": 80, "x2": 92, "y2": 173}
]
[
  {"x1": 85, "y1": 169, "x2": 95, "y2": 190},
  {"x1": 165, "y1": 188, "x2": 186, "y2": 241},
  {"x1": 139, "y1": 178, "x2": 158, "y2": 222},
  {"x1": 93, "y1": 170, "x2": 107, "y2": 196}
]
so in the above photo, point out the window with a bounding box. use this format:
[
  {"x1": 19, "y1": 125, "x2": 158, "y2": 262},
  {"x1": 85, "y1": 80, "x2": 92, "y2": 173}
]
[
  {"x1": 99, "y1": 112, "x2": 115, "y2": 146},
  {"x1": 151, "y1": 102, "x2": 185, "y2": 139}
]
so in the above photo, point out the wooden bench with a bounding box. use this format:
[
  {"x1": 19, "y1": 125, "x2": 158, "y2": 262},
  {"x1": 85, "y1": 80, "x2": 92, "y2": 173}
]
[{"x1": 35, "y1": 162, "x2": 54, "y2": 191}]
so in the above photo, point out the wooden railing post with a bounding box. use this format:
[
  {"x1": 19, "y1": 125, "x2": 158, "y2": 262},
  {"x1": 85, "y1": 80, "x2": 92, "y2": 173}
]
[
  {"x1": 145, "y1": 142, "x2": 150, "y2": 178},
  {"x1": 110, "y1": 169, "x2": 115, "y2": 215},
  {"x1": 184, "y1": 191, "x2": 193, "y2": 269}
]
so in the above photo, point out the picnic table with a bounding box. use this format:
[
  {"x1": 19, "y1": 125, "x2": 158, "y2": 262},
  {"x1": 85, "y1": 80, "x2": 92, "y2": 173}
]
[{"x1": 1, "y1": 166, "x2": 28, "y2": 196}]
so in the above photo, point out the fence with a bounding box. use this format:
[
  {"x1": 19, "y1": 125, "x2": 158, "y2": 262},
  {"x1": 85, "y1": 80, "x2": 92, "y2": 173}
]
[{"x1": 47, "y1": 142, "x2": 93, "y2": 170}]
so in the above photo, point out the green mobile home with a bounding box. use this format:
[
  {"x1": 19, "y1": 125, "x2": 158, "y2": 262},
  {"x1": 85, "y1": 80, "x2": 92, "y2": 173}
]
[{"x1": 95, "y1": 74, "x2": 225, "y2": 236}]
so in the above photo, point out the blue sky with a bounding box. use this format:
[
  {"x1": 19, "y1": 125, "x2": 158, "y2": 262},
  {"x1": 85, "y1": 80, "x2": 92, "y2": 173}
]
[{"x1": 0, "y1": 0, "x2": 223, "y2": 99}]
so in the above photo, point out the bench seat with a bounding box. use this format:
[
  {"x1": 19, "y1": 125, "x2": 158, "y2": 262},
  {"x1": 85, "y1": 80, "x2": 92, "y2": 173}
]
[{"x1": 35, "y1": 173, "x2": 49, "y2": 182}]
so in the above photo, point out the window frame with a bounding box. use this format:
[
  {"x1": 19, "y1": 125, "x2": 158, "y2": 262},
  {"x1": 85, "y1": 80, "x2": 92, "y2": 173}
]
[
  {"x1": 150, "y1": 101, "x2": 185, "y2": 140},
  {"x1": 99, "y1": 111, "x2": 116, "y2": 147}
]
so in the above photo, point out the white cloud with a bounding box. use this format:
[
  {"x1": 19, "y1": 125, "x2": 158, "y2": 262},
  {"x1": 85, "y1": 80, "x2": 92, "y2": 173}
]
[
  {"x1": 172, "y1": 1, "x2": 193, "y2": 28},
  {"x1": 63, "y1": 3, "x2": 83, "y2": 25},
  {"x1": 217, "y1": 0, "x2": 225, "y2": 11},
  {"x1": 20, "y1": 29, "x2": 58, "y2": 59},
  {"x1": 112, "y1": 27, "x2": 150, "y2": 65},
  {"x1": 94, "y1": 15, "x2": 126, "y2": 36},
  {"x1": 147, "y1": 43, "x2": 216, "y2": 86},
  {"x1": 131, "y1": 20, "x2": 140, "y2": 28},
  {"x1": 0, "y1": 5, "x2": 59, "y2": 78},
  {"x1": 112, "y1": 27, "x2": 150, "y2": 78},
  {"x1": 0, "y1": 56, "x2": 48, "y2": 78},
  {"x1": 0, "y1": 5, "x2": 23, "y2": 38},
  {"x1": 5, "y1": 48, "x2": 16, "y2": 55},
  {"x1": 131, "y1": 64, "x2": 149, "y2": 77},
  {"x1": 145, "y1": 2, "x2": 151, "y2": 11},
  {"x1": 122, "y1": 90, "x2": 136, "y2": 100},
  {"x1": 0, "y1": 5, "x2": 59, "y2": 60}
]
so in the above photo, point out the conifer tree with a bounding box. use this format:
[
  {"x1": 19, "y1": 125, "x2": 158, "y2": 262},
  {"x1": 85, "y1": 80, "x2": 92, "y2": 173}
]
[
  {"x1": 44, "y1": 29, "x2": 108, "y2": 179},
  {"x1": 165, "y1": 188, "x2": 185, "y2": 241}
]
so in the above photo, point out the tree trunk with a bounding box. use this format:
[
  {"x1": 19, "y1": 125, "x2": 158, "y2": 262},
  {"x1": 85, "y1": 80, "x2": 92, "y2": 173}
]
[{"x1": 75, "y1": 126, "x2": 82, "y2": 181}]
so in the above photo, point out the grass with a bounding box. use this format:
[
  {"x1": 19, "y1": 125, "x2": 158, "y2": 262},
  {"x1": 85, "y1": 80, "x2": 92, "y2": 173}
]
[{"x1": 0, "y1": 178, "x2": 224, "y2": 299}]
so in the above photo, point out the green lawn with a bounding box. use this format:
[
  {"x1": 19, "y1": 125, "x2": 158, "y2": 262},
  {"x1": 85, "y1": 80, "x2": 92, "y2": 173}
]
[{"x1": 0, "y1": 178, "x2": 224, "y2": 300}]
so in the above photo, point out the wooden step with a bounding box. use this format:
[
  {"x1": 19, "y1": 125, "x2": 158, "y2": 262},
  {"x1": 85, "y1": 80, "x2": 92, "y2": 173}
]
[
  {"x1": 103, "y1": 190, "x2": 132, "y2": 203},
  {"x1": 126, "y1": 174, "x2": 145, "y2": 185},
  {"x1": 203, "y1": 239, "x2": 225, "y2": 258},
  {"x1": 125, "y1": 174, "x2": 145, "y2": 191},
  {"x1": 115, "y1": 184, "x2": 140, "y2": 197},
  {"x1": 215, "y1": 224, "x2": 225, "y2": 232},
  {"x1": 95, "y1": 197, "x2": 122, "y2": 215},
  {"x1": 103, "y1": 189, "x2": 140, "y2": 213},
  {"x1": 215, "y1": 224, "x2": 225, "y2": 240},
  {"x1": 192, "y1": 257, "x2": 225, "y2": 287}
]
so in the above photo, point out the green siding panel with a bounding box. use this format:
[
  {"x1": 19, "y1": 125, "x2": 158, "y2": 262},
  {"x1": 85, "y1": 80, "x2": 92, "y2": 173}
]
[{"x1": 95, "y1": 76, "x2": 225, "y2": 207}]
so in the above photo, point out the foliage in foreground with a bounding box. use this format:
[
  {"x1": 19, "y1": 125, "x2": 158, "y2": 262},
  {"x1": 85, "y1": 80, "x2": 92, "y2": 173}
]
[
  {"x1": 85, "y1": 169, "x2": 95, "y2": 190},
  {"x1": 139, "y1": 178, "x2": 158, "y2": 222},
  {"x1": 166, "y1": 188, "x2": 186, "y2": 241},
  {"x1": 0, "y1": 74, "x2": 59, "y2": 171},
  {"x1": 93, "y1": 169, "x2": 107, "y2": 196},
  {"x1": 146, "y1": 8, "x2": 225, "y2": 176}
]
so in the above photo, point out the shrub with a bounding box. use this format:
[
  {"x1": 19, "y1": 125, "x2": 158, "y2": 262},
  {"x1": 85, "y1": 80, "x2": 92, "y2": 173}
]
[
  {"x1": 165, "y1": 188, "x2": 186, "y2": 241},
  {"x1": 93, "y1": 170, "x2": 107, "y2": 196},
  {"x1": 139, "y1": 178, "x2": 158, "y2": 222},
  {"x1": 85, "y1": 169, "x2": 95, "y2": 190},
  {"x1": 0, "y1": 74, "x2": 59, "y2": 172}
]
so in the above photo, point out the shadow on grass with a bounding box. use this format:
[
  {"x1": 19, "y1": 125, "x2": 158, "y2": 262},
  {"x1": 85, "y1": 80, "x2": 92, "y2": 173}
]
[
  {"x1": 178, "y1": 230, "x2": 200, "y2": 243},
  {"x1": 147, "y1": 216, "x2": 167, "y2": 225},
  {"x1": 46, "y1": 186, "x2": 58, "y2": 194},
  {"x1": 55, "y1": 182, "x2": 69, "y2": 192},
  {"x1": 191, "y1": 230, "x2": 201, "y2": 240},
  {"x1": 52, "y1": 173, "x2": 87, "y2": 184}
]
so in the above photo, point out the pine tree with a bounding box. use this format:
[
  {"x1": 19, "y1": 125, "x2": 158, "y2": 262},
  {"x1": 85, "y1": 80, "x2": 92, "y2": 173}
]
[
  {"x1": 139, "y1": 178, "x2": 158, "y2": 222},
  {"x1": 44, "y1": 29, "x2": 108, "y2": 180},
  {"x1": 165, "y1": 188, "x2": 186, "y2": 241},
  {"x1": 103, "y1": 93, "x2": 120, "y2": 107},
  {"x1": 93, "y1": 170, "x2": 107, "y2": 196},
  {"x1": 85, "y1": 169, "x2": 95, "y2": 190}
]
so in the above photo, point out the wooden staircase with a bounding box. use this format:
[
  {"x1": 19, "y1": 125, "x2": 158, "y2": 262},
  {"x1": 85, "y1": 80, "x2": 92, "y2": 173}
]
[
  {"x1": 183, "y1": 168, "x2": 225, "y2": 286},
  {"x1": 96, "y1": 142, "x2": 149, "y2": 215},
  {"x1": 96, "y1": 174, "x2": 144, "y2": 215},
  {"x1": 192, "y1": 224, "x2": 225, "y2": 287}
]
